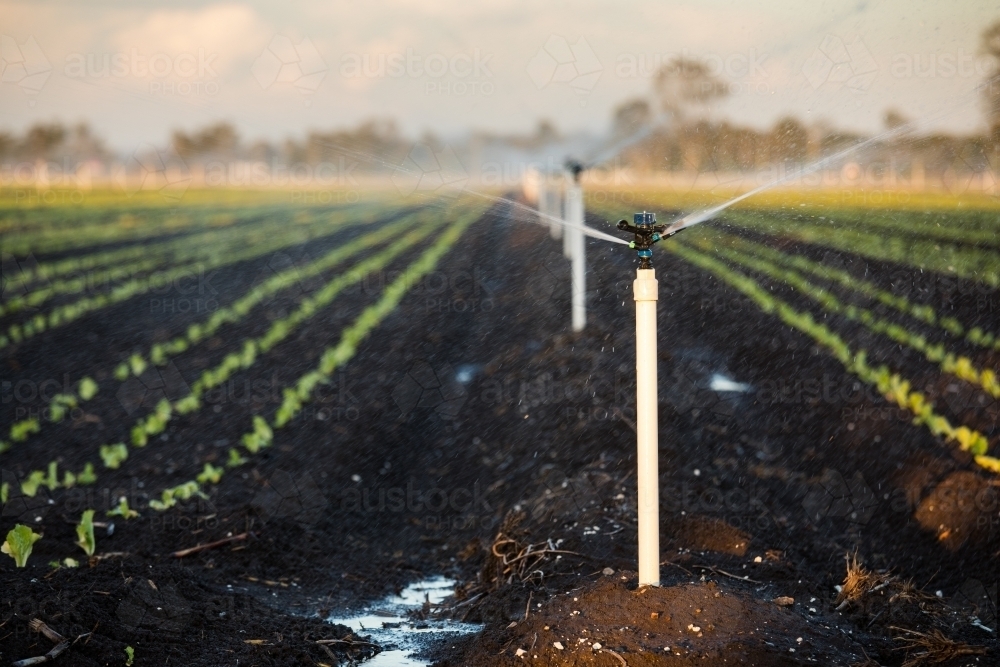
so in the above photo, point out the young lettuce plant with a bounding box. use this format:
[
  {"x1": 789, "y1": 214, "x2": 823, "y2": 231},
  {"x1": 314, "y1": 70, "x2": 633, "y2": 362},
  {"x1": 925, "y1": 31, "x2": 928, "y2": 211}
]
[
  {"x1": 47, "y1": 393, "x2": 77, "y2": 422},
  {"x1": 241, "y1": 416, "x2": 273, "y2": 453},
  {"x1": 77, "y1": 462, "x2": 98, "y2": 485},
  {"x1": 2, "y1": 524, "x2": 42, "y2": 567},
  {"x1": 43, "y1": 461, "x2": 60, "y2": 491},
  {"x1": 149, "y1": 481, "x2": 205, "y2": 511},
  {"x1": 196, "y1": 463, "x2": 224, "y2": 485},
  {"x1": 128, "y1": 353, "x2": 147, "y2": 377},
  {"x1": 75, "y1": 509, "x2": 96, "y2": 557},
  {"x1": 107, "y1": 497, "x2": 139, "y2": 520},
  {"x1": 10, "y1": 417, "x2": 40, "y2": 442},
  {"x1": 226, "y1": 448, "x2": 248, "y2": 468},
  {"x1": 21, "y1": 470, "x2": 46, "y2": 497},
  {"x1": 100, "y1": 443, "x2": 129, "y2": 469},
  {"x1": 78, "y1": 376, "x2": 99, "y2": 401}
]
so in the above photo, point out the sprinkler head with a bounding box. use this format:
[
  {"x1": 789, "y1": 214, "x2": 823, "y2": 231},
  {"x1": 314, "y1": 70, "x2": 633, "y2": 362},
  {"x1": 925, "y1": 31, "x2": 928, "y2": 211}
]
[
  {"x1": 564, "y1": 159, "x2": 585, "y2": 183},
  {"x1": 617, "y1": 212, "x2": 667, "y2": 269}
]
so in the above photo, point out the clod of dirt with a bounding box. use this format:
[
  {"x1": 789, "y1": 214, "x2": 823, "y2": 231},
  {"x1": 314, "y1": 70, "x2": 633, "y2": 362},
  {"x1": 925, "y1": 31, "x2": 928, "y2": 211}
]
[{"x1": 436, "y1": 574, "x2": 862, "y2": 666}]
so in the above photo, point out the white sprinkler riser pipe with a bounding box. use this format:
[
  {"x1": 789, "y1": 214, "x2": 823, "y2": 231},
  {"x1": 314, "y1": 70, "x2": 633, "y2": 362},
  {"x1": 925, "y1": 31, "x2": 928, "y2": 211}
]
[
  {"x1": 634, "y1": 268, "x2": 660, "y2": 586},
  {"x1": 548, "y1": 188, "x2": 562, "y2": 240},
  {"x1": 562, "y1": 184, "x2": 573, "y2": 259},
  {"x1": 569, "y1": 185, "x2": 586, "y2": 331}
]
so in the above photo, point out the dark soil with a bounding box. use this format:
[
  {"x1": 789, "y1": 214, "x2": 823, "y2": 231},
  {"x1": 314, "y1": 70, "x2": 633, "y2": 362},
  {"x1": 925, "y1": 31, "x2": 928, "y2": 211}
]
[{"x1": 2, "y1": 198, "x2": 997, "y2": 666}]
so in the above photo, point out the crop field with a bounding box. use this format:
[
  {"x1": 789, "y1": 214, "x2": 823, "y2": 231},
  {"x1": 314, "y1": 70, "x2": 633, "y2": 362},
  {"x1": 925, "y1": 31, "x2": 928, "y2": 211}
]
[
  {"x1": 2, "y1": 189, "x2": 998, "y2": 666},
  {"x1": 589, "y1": 194, "x2": 1000, "y2": 477}
]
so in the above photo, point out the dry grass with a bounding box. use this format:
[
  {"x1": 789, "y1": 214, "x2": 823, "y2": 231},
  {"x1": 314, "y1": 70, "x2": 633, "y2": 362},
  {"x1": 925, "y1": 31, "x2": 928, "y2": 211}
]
[
  {"x1": 835, "y1": 554, "x2": 893, "y2": 611},
  {"x1": 891, "y1": 627, "x2": 987, "y2": 666}
]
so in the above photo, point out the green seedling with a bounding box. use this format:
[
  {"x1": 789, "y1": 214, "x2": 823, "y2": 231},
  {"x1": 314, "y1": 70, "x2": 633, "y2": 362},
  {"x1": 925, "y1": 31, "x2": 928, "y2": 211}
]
[
  {"x1": 174, "y1": 395, "x2": 200, "y2": 414},
  {"x1": 171, "y1": 481, "x2": 202, "y2": 501},
  {"x1": 75, "y1": 509, "x2": 96, "y2": 557},
  {"x1": 125, "y1": 646, "x2": 135, "y2": 666},
  {"x1": 100, "y1": 443, "x2": 129, "y2": 469},
  {"x1": 1, "y1": 482, "x2": 8, "y2": 503},
  {"x1": 62, "y1": 470, "x2": 76, "y2": 488},
  {"x1": 151, "y1": 343, "x2": 167, "y2": 365},
  {"x1": 128, "y1": 353, "x2": 147, "y2": 377},
  {"x1": 77, "y1": 462, "x2": 97, "y2": 485},
  {"x1": 21, "y1": 470, "x2": 46, "y2": 497},
  {"x1": 149, "y1": 481, "x2": 205, "y2": 511},
  {"x1": 50, "y1": 557, "x2": 80, "y2": 569},
  {"x1": 130, "y1": 424, "x2": 148, "y2": 447},
  {"x1": 226, "y1": 448, "x2": 247, "y2": 468},
  {"x1": 196, "y1": 463, "x2": 224, "y2": 485},
  {"x1": 241, "y1": 415, "x2": 273, "y2": 453},
  {"x1": 10, "y1": 417, "x2": 40, "y2": 442},
  {"x1": 108, "y1": 497, "x2": 139, "y2": 520},
  {"x1": 2, "y1": 524, "x2": 42, "y2": 567},
  {"x1": 149, "y1": 490, "x2": 177, "y2": 511},
  {"x1": 48, "y1": 394, "x2": 77, "y2": 422},
  {"x1": 114, "y1": 362, "x2": 129, "y2": 381},
  {"x1": 0, "y1": 440, "x2": 9, "y2": 453},
  {"x1": 44, "y1": 461, "x2": 60, "y2": 491},
  {"x1": 78, "y1": 376, "x2": 99, "y2": 401}
]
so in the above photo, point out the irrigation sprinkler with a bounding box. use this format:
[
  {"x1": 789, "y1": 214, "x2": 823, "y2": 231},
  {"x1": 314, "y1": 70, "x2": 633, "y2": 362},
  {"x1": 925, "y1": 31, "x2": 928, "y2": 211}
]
[
  {"x1": 566, "y1": 161, "x2": 586, "y2": 332},
  {"x1": 615, "y1": 211, "x2": 685, "y2": 586}
]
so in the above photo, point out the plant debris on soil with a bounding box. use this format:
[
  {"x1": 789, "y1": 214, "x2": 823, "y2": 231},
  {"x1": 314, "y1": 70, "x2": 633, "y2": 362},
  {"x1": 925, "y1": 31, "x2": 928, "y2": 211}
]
[{"x1": 2, "y1": 199, "x2": 998, "y2": 666}]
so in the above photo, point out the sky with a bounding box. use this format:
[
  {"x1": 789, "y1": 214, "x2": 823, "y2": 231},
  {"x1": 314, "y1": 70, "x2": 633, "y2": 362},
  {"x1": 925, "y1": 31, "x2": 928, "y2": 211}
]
[{"x1": 1, "y1": 0, "x2": 997, "y2": 152}]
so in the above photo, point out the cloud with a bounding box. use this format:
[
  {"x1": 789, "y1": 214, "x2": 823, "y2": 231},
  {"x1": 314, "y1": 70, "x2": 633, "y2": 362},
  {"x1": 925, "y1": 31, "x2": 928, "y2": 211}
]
[{"x1": 111, "y1": 3, "x2": 270, "y2": 76}]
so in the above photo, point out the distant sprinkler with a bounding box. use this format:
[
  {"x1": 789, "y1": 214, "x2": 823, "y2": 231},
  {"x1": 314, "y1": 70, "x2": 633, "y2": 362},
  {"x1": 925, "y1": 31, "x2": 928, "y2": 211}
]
[
  {"x1": 563, "y1": 158, "x2": 587, "y2": 331},
  {"x1": 615, "y1": 211, "x2": 689, "y2": 587},
  {"x1": 565, "y1": 158, "x2": 585, "y2": 183}
]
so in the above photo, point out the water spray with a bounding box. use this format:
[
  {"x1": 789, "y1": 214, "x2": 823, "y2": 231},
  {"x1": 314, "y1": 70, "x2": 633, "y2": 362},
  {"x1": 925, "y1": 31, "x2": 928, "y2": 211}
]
[{"x1": 616, "y1": 211, "x2": 688, "y2": 586}]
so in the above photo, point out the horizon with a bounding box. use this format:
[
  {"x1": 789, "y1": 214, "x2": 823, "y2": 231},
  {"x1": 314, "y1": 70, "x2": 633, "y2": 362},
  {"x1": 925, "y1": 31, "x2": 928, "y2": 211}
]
[{"x1": 2, "y1": 0, "x2": 997, "y2": 153}]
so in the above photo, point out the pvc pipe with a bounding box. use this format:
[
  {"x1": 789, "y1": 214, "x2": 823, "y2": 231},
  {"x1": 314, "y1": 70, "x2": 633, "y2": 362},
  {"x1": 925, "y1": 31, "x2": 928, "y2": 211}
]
[
  {"x1": 562, "y1": 181, "x2": 573, "y2": 259},
  {"x1": 537, "y1": 181, "x2": 547, "y2": 222},
  {"x1": 633, "y1": 267, "x2": 659, "y2": 586},
  {"x1": 547, "y1": 187, "x2": 561, "y2": 239},
  {"x1": 567, "y1": 184, "x2": 586, "y2": 331}
]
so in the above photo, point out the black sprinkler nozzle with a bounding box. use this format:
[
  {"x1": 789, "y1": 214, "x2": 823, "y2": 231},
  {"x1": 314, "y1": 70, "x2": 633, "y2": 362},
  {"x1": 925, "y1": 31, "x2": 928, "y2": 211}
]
[{"x1": 617, "y1": 212, "x2": 668, "y2": 269}]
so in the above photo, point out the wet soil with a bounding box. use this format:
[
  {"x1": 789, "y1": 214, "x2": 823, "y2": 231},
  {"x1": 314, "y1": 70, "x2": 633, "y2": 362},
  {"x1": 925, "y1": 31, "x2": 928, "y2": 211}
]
[{"x1": 1, "y1": 199, "x2": 997, "y2": 666}]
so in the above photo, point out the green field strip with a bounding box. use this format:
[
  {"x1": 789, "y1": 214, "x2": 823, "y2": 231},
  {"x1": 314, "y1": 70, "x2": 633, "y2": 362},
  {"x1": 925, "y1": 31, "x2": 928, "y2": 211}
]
[
  {"x1": 715, "y1": 210, "x2": 1000, "y2": 286},
  {"x1": 1, "y1": 211, "x2": 429, "y2": 453},
  {"x1": 0, "y1": 207, "x2": 409, "y2": 351},
  {"x1": 734, "y1": 208, "x2": 1000, "y2": 250},
  {"x1": 667, "y1": 242, "x2": 999, "y2": 476},
  {"x1": 686, "y1": 237, "x2": 1000, "y2": 401},
  {"x1": 1, "y1": 204, "x2": 399, "y2": 317},
  {"x1": 4, "y1": 202, "x2": 388, "y2": 290},
  {"x1": 111, "y1": 218, "x2": 445, "y2": 458},
  {"x1": 1, "y1": 204, "x2": 307, "y2": 256},
  {"x1": 585, "y1": 199, "x2": 1000, "y2": 285},
  {"x1": 695, "y1": 229, "x2": 1000, "y2": 351},
  {"x1": 8, "y1": 211, "x2": 451, "y2": 493},
  {"x1": 138, "y1": 203, "x2": 487, "y2": 509}
]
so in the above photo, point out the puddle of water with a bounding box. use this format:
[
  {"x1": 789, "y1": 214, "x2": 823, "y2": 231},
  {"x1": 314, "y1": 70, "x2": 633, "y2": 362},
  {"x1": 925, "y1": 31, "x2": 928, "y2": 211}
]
[
  {"x1": 709, "y1": 372, "x2": 752, "y2": 393},
  {"x1": 327, "y1": 576, "x2": 480, "y2": 666}
]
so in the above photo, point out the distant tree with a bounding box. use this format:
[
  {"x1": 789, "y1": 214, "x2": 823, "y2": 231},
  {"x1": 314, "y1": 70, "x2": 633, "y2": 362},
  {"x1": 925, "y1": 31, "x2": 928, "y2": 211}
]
[
  {"x1": 63, "y1": 123, "x2": 108, "y2": 161},
  {"x1": 172, "y1": 122, "x2": 239, "y2": 159},
  {"x1": 0, "y1": 131, "x2": 15, "y2": 159},
  {"x1": 770, "y1": 117, "x2": 809, "y2": 163},
  {"x1": 22, "y1": 123, "x2": 67, "y2": 158},
  {"x1": 652, "y1": 57, "x2": 728, "y2": 120},
  {"x1": 982, "y1": 21, "x2": 1000, "y2": 145},
  {"x1": 611, "y1": 98, "x2": 652, "y2": 138},
  {"x1": 883, "y1": 109, "x2": 909, "y2": 131}
]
